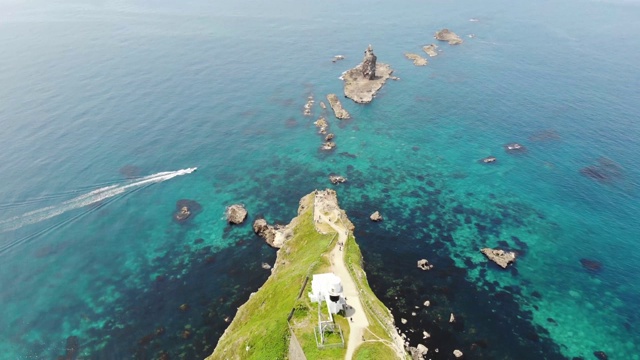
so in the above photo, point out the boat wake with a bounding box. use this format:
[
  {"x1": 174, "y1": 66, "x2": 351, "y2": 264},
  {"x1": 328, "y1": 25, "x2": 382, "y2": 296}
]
[{"x1": 0, "y1": 167, "x2": 197, "y2": 234}]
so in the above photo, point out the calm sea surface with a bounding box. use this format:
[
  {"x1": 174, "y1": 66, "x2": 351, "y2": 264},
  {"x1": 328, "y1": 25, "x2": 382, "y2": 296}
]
[{"x1": 1, "y1": 0, "x2": 639, "y2": 358}]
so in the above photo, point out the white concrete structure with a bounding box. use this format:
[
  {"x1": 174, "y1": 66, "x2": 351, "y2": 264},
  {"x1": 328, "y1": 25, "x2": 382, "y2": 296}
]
[{"x1": 308, "y1": 273, "x2": 346, "y2": 314}]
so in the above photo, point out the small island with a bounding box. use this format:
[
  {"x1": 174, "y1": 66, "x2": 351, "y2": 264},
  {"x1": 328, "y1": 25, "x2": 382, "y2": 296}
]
[
  {"x1": 207, "y1": 190, "x2": 406, "y2": 360},
  {"x1": 326, "y1": 94, "x2": 351, "y2": 119},
  {"x1": 435, "y1": 29, "x2": 463, "y2": 45},
  {"x1": 404, "y1": 53, "x2": 428, "y2": 66},
  {"x1": 342, "y1": 45, "x2": 394, "y2": 104},
  {"x1": 422, "y1": 44, "x2": 439, "y2": 57}
]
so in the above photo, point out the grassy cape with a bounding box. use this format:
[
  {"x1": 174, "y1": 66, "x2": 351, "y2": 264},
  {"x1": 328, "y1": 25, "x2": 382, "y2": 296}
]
[{"x1": 207, "y1": 191, "x2": 404, "y2": 360}]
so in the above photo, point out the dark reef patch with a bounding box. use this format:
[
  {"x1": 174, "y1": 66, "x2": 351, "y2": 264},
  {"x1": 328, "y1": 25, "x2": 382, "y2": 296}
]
[
  {"x1": 580, "y1": 258, "x2": 603, "y2": 273},
  {"x1": 119, "y1": 165, "x2": 143, "y2": 179},
  {"x1": 579, "y1": 157, "x2": 623, "y2": 184}
]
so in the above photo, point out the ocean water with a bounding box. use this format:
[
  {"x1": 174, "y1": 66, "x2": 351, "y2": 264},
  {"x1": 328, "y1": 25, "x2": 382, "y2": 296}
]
[{"x1": 1, "y1": 0, "x2": 639, "y2": 358}]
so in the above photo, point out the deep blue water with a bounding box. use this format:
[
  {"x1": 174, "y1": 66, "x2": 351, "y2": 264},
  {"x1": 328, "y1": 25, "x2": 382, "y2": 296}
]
[{"x1": 1, "y1": 0, "x2": 640, "y2": 359}]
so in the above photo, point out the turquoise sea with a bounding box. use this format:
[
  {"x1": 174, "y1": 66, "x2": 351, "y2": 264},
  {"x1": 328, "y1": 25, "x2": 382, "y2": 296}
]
[{"x1": 1, "y1": 0, "x2": 639, "y2": 358}]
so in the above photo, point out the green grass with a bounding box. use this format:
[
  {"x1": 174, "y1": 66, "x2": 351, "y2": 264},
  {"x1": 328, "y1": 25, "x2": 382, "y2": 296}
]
[
  {"x1": 353, "y1": 341, "x2": 399, "y2": 360},
  {"x1": 207, "y1": 194, "x2": 338, "y2": 360}
]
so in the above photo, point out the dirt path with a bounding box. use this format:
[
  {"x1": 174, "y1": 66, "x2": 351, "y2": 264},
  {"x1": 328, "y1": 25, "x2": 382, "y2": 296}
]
[{"x1": 317, "y1": 212, "x2": 369, "y2": 360}]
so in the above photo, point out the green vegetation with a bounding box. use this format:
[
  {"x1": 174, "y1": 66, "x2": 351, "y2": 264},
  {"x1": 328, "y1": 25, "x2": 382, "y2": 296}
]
[
  {"x1": 207, "y1": 194, "x2": 338, "y2": 360},
  {"x1": 353, "y1": 341, "x2": 399, "y2": 360}
]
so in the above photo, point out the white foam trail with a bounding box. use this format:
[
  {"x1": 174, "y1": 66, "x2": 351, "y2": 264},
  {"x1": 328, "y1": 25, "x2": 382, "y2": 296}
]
[{"x1": 0, "y1": 167, "x2": 197, "y2": 233}]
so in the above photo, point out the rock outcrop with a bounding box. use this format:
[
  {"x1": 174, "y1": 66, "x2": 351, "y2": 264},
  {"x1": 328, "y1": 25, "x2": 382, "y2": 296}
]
[
  {"x1": 362, "y1": 44, "x2": 377, "y2": 79},
  {"x1": 174, "y1": 206, "x2": 191, "y2": 221},
  {"x1": 226, "y1": 204, "x2": 247, "y2": 224},
  {"x1": 321, "y1": 142, "x2": 336, "y2": 151},
  {"x1": 417, "y1": 259, "x2": 434, "y2": 271},
  {"x1": 504, "y1": 143, "x2": 526, "y2": 152},
  {"x1": 303, "y1": 95, "x2": 314, "y2": 116},
  {"x1": 329, "y1": 175, "x2": 347, "y2": 184},
  {"x1": 253, "y1": 219, "x2": 292, "y2": 249},
  {"x1": 404, "y1": 53, "x2": 428, "y2": 66},
  {"x1": 342, "y1": 45, "x2": 394, "y2": 104},
  {"x1": 370, "y1": 211, "x2": 383, "y2": 222},
  {"x1": 422, "y1": 44, "x2": 438, "y2": 57},
  {"x1": 326, "y1": 94, "x2": 351, "y2": 119},
  {"x1": 481, "y1": 248, "x2": 517, "y2": 268},
  {"x1": 173, "y1": 199, "x2": 201, "y2": 223},
  {"x1": 409, "y1": 344, "x2": 429, "y2": 360},
  {"x1": 314, "y1": 117, "x2": 328, "y2": 134},
  {"x1": 435, "y1": 29, "x2": 463, "y2": 45},
  {"x1": 312, "y1": 189, "x2": 356, "y2": 232},
  {"x1": 481, "y1": 156, "x2": 497, "y2": 164}
]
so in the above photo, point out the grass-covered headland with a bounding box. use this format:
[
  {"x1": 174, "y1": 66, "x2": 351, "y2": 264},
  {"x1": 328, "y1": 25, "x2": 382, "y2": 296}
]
[{"x1": 206, "y1": 191, "x2": 404, "y2": 360}]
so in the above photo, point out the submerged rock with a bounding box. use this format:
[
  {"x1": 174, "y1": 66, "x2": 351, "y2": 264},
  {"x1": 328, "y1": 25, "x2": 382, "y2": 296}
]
[
  {"x1": 580, "y1": 258, "x2": 603, "y2": 273},
  {"x1": 579, "y1": 157, "x2": 623, "y2": 184},
  {"x1": 593, "y1": 351, "x2": 608, "y2": 360},
  {"x1": 119, "y1": 164, "x2": 142, "y2": 179},
  {"x1": 226, "y1": 204, "x2": 248, "y2": 224},
  {"x1": 435, "y1": 29, "x2": 463, "y2": 45},
  {"x1": 61, "y1": 336, "x2": 79, "y2": 360},
  {"x1": 370, "y1": 211, "x2": 383, "y2": 222},
  {"x1": 481, "y1": 248, "x2": 517, "y2": 268}
]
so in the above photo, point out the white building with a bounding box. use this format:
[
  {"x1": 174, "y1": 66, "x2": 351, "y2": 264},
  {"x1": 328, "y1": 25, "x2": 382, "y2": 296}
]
[{"x1": 308, "y1": 273, "x2": 346, "y2": 314}]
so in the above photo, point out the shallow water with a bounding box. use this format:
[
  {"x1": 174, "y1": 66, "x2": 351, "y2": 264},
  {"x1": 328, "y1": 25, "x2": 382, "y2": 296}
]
[{"x1": 1, "y1": 0, "x2": 639, "y2": 358}]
